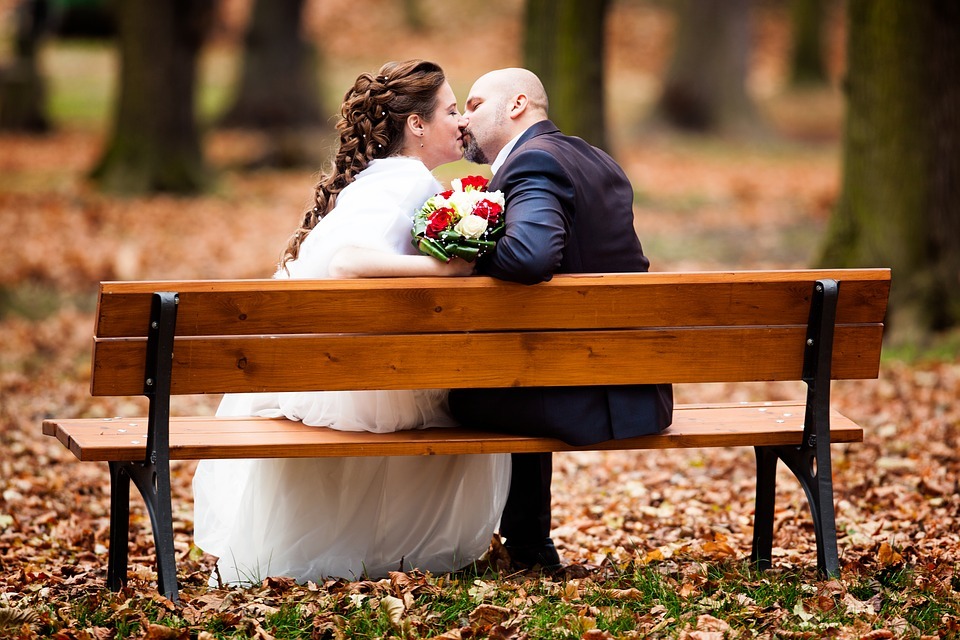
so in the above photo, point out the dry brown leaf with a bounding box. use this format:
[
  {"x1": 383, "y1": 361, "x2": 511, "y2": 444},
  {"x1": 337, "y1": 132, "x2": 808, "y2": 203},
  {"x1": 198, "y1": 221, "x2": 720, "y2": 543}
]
[
  {"x1": 581, "y1": 630, "x2": 615, "y2": 639},
  {"x1": 878, "y1": 542, "x2": 904, "y2": 567},
  {"x1": 469, "y1": 604, "x2": 513, "y2": 627},
  {"x1": 695, "y1": 614, "x2": 731, "y2": 632},
  {"x1": 602, "y1": 587, "x2": 643, "y2": 600},
  {"x1": 142, "y1": 624, "x2": 188, "y2": 640},
  {"x1": 381, "y1": 595, "x2": 405, "y2": 626}
]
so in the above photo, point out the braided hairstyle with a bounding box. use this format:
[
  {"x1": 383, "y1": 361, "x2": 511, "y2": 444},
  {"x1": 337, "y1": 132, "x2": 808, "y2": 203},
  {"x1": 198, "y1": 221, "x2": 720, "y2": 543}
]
[{"x1": 281, "y1": 60, "x2": 447, "y2": 268}]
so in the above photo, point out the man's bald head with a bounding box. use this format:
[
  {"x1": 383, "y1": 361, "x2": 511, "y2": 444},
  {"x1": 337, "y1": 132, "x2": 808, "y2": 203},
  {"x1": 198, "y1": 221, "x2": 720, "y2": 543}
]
[
  {"x1": 462, "y1": 68, "x2": 550, "y2": 165},
  {"x1": 473, "y1": 68, "x2": 549, "y2": 117}
]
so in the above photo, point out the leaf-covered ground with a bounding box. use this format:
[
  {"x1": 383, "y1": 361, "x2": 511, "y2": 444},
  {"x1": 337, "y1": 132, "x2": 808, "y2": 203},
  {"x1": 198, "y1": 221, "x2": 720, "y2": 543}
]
[
  {"x1": 2, "y1": 1, "x2": 959, "y2": 637},
  {"x1": 2, "y1": 124, "x2": 958, "y2": 638}
]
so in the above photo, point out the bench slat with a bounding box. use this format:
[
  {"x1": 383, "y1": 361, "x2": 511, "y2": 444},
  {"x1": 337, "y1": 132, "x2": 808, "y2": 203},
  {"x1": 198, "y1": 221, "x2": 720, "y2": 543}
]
[
  {"x1": 42, "y1": 402, "x2": 863, "y2": 462},
  {"x1": 90, "y1": 324, "x2": 884, "y2": 396},
  {"x1": 94, "y1": 270, "x2": 891, "y2": 337}
]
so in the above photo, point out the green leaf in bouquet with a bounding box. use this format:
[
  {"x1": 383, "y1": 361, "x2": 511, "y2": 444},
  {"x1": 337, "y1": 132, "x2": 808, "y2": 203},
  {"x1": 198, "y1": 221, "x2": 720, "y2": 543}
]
[
  {"x1": 415, "y1": 236, "x2": 452, "y2": 262},
  {"x1": 445, "y1": 244, "x2": 480, "y2": 261},
  {"x1": 457, "y1": 238, "x2": 497, "y2": 249},
  {"x1": 438, "y1": 230, "x2": 464, "y2": 243},
  {"x1": 412, "y1": 217, "x2": 429, "y2": 236}
]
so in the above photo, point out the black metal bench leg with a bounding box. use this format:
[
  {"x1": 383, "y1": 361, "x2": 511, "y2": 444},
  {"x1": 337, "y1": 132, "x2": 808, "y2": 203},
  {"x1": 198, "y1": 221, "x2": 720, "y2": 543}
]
[
  {"x1": 750, "y1": 446, "x2": 779, "y2": 570},
  {"x1": 775, "y1": 445, "x2": 840, "y2": 577},
  {"x1": 107, "y1": 461, "x2": 132, "y2": 591},
  {"x1": 126, "y1": 461, "x2": 179, "y2": 602}
]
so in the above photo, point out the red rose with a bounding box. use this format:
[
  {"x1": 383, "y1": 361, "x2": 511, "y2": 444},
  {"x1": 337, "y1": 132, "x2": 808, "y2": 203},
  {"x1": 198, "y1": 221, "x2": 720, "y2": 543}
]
[
  {"x1": 473, "y1": 199, "x2": 503, "y2": 223},
  {"x1": 459, "y1": 175, "x2": 489, "y2": 191},
  {"x1": 439, "y1": 190, "x2": 454, "y2": 199},
  {"x1": 425, "y1": 207, "x2": 453, "y2": 238}
]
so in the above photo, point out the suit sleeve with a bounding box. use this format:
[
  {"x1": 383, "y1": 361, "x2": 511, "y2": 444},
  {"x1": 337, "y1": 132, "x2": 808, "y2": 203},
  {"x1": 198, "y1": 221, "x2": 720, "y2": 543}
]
[{"x1": 482, "y1": 149, "x2": 574, "y2": 285}]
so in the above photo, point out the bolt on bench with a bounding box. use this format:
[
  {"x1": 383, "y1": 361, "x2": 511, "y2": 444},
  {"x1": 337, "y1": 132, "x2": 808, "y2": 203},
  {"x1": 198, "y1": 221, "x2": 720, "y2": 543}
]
[{"x1": 43, "y1": 269, "x2": 891, "y2": 602}]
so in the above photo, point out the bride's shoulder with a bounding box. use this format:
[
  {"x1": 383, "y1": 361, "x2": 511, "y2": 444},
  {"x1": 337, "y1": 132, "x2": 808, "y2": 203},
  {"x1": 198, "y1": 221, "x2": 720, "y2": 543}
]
[
  {"x1": 366, "y1": 157, "x2": 435, "y2": 180},
  {"x1": 361, "y1": 157, "x2": 441, "y2": 194}
]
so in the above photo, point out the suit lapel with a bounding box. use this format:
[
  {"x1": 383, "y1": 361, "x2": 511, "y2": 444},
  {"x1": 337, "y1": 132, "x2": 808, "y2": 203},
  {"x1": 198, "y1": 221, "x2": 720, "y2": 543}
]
[{"x1": 490, "y1": 120, "x2": 560, "y2": 191}]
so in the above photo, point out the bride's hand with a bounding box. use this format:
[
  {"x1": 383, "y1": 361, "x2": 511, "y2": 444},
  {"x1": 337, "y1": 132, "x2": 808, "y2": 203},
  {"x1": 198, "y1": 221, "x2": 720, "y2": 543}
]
[{"x1": 435, "y1": 257, "x2": 476, "y2": 276}]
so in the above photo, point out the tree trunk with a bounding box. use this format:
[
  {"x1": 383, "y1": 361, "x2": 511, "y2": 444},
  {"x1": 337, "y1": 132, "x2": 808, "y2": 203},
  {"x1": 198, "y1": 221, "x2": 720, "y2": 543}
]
[
  {"x1": 403, "y1": 0, "x2": 425, "y2": 31},
  {"x1": 820, "y1": 0, "x2": 960, "y2": 343},
  {"x1": 219, "y1": 0, "x2": 323, "y2": 130},
  {"x1": 788, "y1": 0, "x2": 829, "y2": 87},
  {"x1": 655, "y1": 0, "x2": 762, "y2": 135},
  {"x1": 0, "y1": 0, "x2": 50, "y2": 132},
  {"x1": 524, "y1": 0, "x2": 609, "y2": 150},
  {"x1": 90, "y1": 0, "x2": 214, "y2": 194}
]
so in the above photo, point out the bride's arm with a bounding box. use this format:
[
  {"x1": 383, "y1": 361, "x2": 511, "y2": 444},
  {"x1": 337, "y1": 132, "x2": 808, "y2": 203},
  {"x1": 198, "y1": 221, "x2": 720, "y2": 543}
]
[{"x1": 327, "y1": 246, "x2": 475, "y2": 278}]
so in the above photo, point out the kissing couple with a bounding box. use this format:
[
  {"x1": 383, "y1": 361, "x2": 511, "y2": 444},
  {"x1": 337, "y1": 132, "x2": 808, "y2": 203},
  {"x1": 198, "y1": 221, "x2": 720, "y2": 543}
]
[{"x1": 192, "y1": 60, "x2": 673, "y2": 585}]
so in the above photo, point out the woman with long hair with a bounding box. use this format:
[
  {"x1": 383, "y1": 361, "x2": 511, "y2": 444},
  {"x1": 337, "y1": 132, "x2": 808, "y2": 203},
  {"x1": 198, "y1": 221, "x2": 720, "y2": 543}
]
[{"x1": 192, "y1": 61, "x2": 509, "y2": 585}]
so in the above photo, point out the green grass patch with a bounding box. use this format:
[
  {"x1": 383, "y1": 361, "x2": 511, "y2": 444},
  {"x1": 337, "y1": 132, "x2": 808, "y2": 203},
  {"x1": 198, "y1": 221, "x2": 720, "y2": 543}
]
[{"x1": 881, "y1": 328, "x2": 960, "y2": 363}]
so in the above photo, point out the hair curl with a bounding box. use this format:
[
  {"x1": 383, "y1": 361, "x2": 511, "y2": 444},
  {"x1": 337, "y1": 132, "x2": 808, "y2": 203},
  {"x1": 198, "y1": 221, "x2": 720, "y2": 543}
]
[{"x1": 281, "y1": 60, "x2": 447, "y2": 268}]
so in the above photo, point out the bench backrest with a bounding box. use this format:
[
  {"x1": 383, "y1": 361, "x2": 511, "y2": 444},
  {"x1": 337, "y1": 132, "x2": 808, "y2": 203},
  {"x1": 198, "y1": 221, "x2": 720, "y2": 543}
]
[{"x1": 90, "y1": 269, "x2": 890, "y2": 397}]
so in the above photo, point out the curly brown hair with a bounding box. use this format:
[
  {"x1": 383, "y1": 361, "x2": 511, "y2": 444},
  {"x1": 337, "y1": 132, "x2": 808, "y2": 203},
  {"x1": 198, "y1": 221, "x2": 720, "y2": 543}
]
[{"x1": 281, "y1": 60, "x2": 447, "y2": 268}]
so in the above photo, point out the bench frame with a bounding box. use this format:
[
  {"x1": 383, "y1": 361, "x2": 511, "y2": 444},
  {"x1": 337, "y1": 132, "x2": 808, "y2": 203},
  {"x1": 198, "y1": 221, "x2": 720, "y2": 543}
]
[{"x1": 113, "y1": 279, "x2": 838, "y2": 601}]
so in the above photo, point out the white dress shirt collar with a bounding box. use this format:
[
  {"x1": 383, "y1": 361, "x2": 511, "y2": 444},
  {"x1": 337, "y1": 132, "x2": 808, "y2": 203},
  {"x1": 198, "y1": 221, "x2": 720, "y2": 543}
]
[{"x1": 490, "y1": 132, "x2": 525, "y2": 175}]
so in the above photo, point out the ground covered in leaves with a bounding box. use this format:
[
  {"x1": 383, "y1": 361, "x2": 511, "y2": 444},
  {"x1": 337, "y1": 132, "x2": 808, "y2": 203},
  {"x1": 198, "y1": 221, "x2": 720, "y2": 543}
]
[
  {"x1": 2, "y1": 1, "x2": 960, "y2": 637},
  {"x1": 2, "y1": 125, "x2": 959, "y2": 638}
]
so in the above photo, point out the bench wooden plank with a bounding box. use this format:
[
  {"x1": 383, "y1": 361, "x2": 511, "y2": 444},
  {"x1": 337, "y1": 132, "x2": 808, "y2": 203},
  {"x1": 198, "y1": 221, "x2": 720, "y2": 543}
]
[
  {"x1": 94, "y1": 270, "x2": 891, "y2": 337},
  {"x1": 90, "y1": 324, "x2": 885, "y2": 396},
  {"x1": 42, "y1": 402, "x2": 863, "y2": 462}
]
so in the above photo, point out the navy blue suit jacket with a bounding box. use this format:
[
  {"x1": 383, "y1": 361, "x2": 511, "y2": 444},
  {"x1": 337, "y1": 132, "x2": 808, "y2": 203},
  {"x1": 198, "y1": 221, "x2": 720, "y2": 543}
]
[{"x1": 448, "y1": 121, "x2": 673, "y2": 446}]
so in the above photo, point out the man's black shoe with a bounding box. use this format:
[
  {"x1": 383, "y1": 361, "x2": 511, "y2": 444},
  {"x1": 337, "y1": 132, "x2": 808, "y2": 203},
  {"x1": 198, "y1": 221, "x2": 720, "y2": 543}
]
[{"x1": 504, "y1": 538, "x2": 563, "y2": 572}]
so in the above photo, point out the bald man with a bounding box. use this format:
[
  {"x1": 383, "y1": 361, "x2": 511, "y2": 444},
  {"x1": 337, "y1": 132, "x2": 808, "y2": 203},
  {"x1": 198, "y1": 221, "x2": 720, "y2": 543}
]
[{"x1": 449, "y1": 68, "x2": 674, "y2": 571}]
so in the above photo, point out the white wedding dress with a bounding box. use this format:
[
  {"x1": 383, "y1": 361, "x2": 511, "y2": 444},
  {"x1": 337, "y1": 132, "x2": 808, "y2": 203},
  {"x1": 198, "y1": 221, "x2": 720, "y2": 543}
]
[{"x1": 192, "y1": 157, "x2": 510, "y2": 585}]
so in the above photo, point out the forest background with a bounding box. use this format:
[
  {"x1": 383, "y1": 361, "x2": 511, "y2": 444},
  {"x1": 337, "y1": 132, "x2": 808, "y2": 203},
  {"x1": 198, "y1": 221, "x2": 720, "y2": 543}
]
[{"x1": 0, "y1": 0, "x2": 959, "y2": 638}]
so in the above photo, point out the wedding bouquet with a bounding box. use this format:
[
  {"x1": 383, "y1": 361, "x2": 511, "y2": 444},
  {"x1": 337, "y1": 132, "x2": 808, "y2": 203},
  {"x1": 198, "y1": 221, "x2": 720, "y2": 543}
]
[{"x1": 411, "y1": 175, "x2": 506, "y2": 262}]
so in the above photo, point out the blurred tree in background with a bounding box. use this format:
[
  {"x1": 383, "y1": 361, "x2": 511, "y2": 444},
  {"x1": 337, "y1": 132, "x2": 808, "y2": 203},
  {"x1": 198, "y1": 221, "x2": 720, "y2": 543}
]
[
  {"x1": 822, "y1": 0, "x2": 960, "y2": 343},
  {"x1": 402, "y1": 0, "x2": 425, "y2": 31},
  {"x1": 48, "y1": 0, "x2": 115, "y2": 38},
  {"x1": 524, "y1": 0, "x2": 610, "y2": 149},
  {"x1": 0, "y1": 0, "x2": 49, "y2": 131},
  {"x1": 654, "y1": 0, "x2": 762, "y2": 136},
  {"x1": 218, "y1": 0, "x2": 327, "y2": 168},
  {"x1": 788, "y1": 0, "x2": 829, "y2": 87},
  {"x1": 90, "y1": 0, "x2": 215, "y2": 194}
]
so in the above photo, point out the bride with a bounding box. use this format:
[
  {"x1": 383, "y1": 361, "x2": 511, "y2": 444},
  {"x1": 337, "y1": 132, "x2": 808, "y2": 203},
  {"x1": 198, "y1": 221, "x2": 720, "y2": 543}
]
[{"x1": 192, "y1": 60, "x2": 510, "y2": 585}]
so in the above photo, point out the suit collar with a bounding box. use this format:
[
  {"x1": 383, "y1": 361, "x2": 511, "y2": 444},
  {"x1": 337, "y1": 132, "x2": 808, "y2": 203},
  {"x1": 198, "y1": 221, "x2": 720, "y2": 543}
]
[
  {"x1": 488, "y1": 120, "x2": 560, "y2": 185},
  {"x1": 514, "y1": 119, "x2": 560, "y2": 148},
  {"x1": 490, "y1": 120, "x2": 559, "y2": 176}
]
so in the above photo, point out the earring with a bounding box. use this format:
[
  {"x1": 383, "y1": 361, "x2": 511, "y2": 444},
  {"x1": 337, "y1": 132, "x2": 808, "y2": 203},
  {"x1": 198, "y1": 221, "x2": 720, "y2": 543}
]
[{"x1": 420, "y1": 134, "x2": 424, "y2": 148}]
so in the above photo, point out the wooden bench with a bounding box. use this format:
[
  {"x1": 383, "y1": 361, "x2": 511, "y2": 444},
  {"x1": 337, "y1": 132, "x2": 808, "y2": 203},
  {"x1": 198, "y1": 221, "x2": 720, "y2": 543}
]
[{"x1": 43, "y1": 269, "x2": 891, "y2": 602}]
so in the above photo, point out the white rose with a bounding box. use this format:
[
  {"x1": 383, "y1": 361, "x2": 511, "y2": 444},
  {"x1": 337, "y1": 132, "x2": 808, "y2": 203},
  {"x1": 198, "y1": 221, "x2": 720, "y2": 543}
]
[
  {"x1": 447, "y1": 190, "x2": 480, "y2": 218},
  {"x1": 454, "y1": 214, "x2": 489, "y2": 239}
]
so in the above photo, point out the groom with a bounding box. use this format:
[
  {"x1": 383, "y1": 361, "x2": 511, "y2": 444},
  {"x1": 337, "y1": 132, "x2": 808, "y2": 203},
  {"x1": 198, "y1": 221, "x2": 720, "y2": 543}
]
[{"x1": 449, "y1": 68, "x2": 674, "y2": 570}]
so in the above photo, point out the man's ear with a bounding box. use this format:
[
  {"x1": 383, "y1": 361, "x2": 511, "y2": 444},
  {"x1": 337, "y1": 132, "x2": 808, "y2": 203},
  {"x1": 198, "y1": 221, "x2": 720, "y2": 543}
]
[{"x1": 508, "y1": 93, "x2": 529, "y2": 120}]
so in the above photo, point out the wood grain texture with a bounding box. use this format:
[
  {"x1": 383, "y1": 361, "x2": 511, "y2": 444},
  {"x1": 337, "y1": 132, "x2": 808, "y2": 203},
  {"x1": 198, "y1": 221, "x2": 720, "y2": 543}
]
[
  {"x1": 89, "y1": 324, "x2": 885, "y2": 396},
  {"x1": 87, "y1": 269, "x2": 890, "y2": 395},
  {"x1": 94, "y1": 270, "x2": 891, "y2": 337},
  {"x1": 43, "y1": 402, "x2": 863, "y2": 462}
]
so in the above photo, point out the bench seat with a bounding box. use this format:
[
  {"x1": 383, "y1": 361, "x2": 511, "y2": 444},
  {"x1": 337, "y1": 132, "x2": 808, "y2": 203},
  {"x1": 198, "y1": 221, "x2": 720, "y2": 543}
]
[{"x1": 44, "y1": 401, "x2": 863, "y2": 462}]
